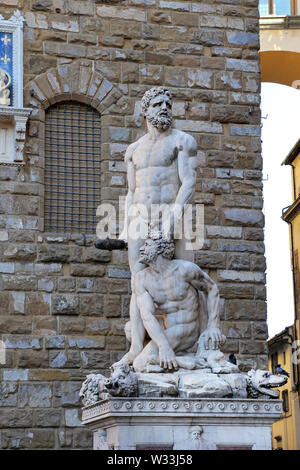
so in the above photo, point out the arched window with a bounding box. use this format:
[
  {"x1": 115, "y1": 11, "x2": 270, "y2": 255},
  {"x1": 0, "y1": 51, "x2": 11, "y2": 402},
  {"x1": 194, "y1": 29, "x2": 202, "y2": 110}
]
[{"x1": 44, "y1": 101, "x2": 101, "y2": 234}]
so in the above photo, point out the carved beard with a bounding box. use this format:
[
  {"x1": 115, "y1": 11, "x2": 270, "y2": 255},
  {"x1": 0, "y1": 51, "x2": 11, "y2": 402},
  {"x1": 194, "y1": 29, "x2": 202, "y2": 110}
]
[
  {"x1": 139, "y1": 249, "x2": 157, "y2": 265},
  {"x1": 146, "y1": 112, "x2": 172, "y2": 130}
]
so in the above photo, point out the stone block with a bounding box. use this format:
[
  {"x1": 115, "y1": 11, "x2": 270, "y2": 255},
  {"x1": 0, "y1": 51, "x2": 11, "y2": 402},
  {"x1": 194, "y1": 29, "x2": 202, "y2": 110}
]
[
  {"x1": 226, "y1": 31, "x2": 259, "y2": 49},
  {"x1": 45, "y1": 336, "x2": 66, "y2": 349},
  {"x1": 86, "y1": 318, "x2": 111, "y2": 336},
  {"x1": 187, "y1": 69, "x2": 214, "y2": 89},
  {"x1": 223, "y1": 322, "x2": 252, "y2": 339},
  {"x1": 25, "y1": 292, "x2": 51, "y2": 315},
  {"x1": 110, "y1": 20, "x2": 142, "y2": 39},
  {"x1": 65, "y1": 409, "x2": 82, "y2": 427},
  {"x1": 104, "y1": 295, "x2": 122, "y2": 318},
  {"x1": 97, "y1": 5, "x2": 146, "y2": 22},
  {"x1": 37, "y1": 245, "x2": 69, "y2": 262},
  {"x1": 215, "y1": 71, "x2": 242, "y2": 91},
  {"x1": 25, "y1": 429, "x2": 55, "y2": 449},
  {"x1": 76, "y1": 278, "x2": 99, "y2": 293},
  {"x1": 223, "y1": 208, "x2": 264, "y2": 227},
  {"x1": 59, "y1": 317, "x2": 85, "y2": 334},
  {"x1": 192, "y1": 29, "x2": 224, "y2": 46},
  {"x1": 240, "y1": 341, "x2": 268, "y2": 355},
  {"x1": 79, "y1": 294, "x2": 104, "y2": 316},
  {"x1": 4, "y1": 335, "x2": 42, "y2": 350},
  {"x1": 49, "y1": 350, "x2": 80, "y2": 368},
  {"x1": 32, "y1": 317, "x2": 57, "y2": 336},
  {"x1": 4, "y1": 244, "x2": 36, "y2": 261},
  {"x1": 0, "y1": 263, "x2": 14, "y2": 274},
  {"x1": 1, "y1": 429, "x2": 25, "y2": 449},
  {"x1": 53, "y1": 381, "x2": 82, "y2": 407},
  {"x1": 82, "y1": 248, "x2": 111, "y2": 263},
  {"x1": 57, "y1": 277, "x2": 76, "y2": 292},
  {"x1": 195, "y1": 251, "x2": 226, "y2": 269},
  {"x1": 16, "y1": 351, "x2": 49, "y2": 368},
  {"x1": 0, "y1": 383, "x2": 18, "y2": 406},
  {"x1": 38, "y1": 278, "x2": 55, "y2": 292},
  {"x1": 73, "y1": 428, "x2": 93, "y2": 449},
  {"x1": 218, "y1": 270, "x2": 265, "y2": 283},
  {"x1": 19, "y1": 384, "x2": 52, "y2": 408},
  {"x1": 226, "y1": 299, "x2": 267, "y2": 321},
  {"x1": 80, "y1": 350, "x2": 111, "y2": 369},
  {"x1": 106, "y1": 335, "x2": 126, "y2": 350},
  {"x1": 211, "y1": 105, "x2": 252, "y2": 124},
  {"x1": 70, "y1": 264, "x2": 105, "y2": 277},
  {"x1": 68, "y1": 336, "x2": 105, "y2": 349},
  {"x1": 140, "y1": 65, "x2": 164, "y2": 85},
  {"x1": 0, "y1": 292, "x2": 9, "y2": 314},
  {"x1": 165, "y1": 67, "x2": 186, "y2": 87},
  {"x1": 0, "y1": 409, "x2": 33, "y2": 428},
  {"x1": 202, "y1": 179, "x2": 231, "y2": 194},
  {"x1": 252, "y1": 322, "x2": 268, "y2": 340},
  {"x1": 52, "y1": 294, "x2": 79, "y2": 315},
  {"x1": 58, "y1": 429, "x2": 73, "y2": 448},
  {"x1": 33, "y1": 410, "x2": 62, "y2": 427},
  {"x1": 227, "y1": 254, "x2": 250, "y2": 270}
]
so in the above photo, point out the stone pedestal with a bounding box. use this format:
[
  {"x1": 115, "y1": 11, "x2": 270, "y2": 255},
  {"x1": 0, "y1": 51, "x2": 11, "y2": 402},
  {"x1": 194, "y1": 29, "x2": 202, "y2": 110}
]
[{"x1": 81, "y1": 397, "x2": 283, "y2": 450}]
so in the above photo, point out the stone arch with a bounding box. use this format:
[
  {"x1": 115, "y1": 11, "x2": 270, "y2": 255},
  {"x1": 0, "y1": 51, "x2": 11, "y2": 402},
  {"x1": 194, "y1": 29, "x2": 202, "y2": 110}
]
[
  {"x1": 24, "y1": 60, "x2": 125, "y2": 112},
  {"x1": 260, "y1": 50, "x2": 300, "y2": 89},
  {"x1": 23, "y1": 60, "x2": 130, "y2": 232}
]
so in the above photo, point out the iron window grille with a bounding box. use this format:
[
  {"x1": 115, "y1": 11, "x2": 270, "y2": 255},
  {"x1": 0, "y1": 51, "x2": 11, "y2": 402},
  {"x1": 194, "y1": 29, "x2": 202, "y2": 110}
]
[{"x1": 44, "y1": 101, "x2": 101, "y2": 235}]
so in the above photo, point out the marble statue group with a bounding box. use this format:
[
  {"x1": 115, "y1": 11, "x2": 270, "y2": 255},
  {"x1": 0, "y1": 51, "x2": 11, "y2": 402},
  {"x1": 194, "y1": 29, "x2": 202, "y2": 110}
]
[{"x1": 80, "y1": 86, "x2": 287, "y2": 404}]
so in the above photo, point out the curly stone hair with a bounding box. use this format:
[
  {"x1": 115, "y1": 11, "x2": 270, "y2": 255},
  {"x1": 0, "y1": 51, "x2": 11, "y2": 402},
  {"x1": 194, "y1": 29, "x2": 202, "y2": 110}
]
[
  {"x1": 147, "y1": 230, "x2": 175, "y2": 260},
  {"x1": 141, "y1": 86, "x2": 173, "y2": 115}
]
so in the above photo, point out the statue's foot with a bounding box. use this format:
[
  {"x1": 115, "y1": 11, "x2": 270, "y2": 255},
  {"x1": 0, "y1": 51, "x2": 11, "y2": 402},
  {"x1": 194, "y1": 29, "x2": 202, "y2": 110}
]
[
  {"x1": 206, "y1": 350, "x2": 239, "y2": 374},
  {"x1": 176, "y1": 355, "x2": 196, "y2": 370}
]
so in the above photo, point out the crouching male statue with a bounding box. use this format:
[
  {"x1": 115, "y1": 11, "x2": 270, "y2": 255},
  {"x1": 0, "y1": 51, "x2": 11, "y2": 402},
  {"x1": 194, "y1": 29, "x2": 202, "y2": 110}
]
[{"x1": 122, "y1": 231, "x2": 228, "y2": 373}]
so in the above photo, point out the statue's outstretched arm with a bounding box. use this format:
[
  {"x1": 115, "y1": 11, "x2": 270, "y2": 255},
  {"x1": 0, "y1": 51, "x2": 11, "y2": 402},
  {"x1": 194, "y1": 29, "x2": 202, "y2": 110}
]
[{"x1": 190, "y1": 266, "x2": 225, "y2": 350}]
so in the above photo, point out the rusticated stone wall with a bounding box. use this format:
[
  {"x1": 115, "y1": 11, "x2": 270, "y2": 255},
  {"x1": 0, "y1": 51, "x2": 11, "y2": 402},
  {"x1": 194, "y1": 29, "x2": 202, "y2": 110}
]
[{"x1": 0, "y1": 0, "x2": 267, "y2": 450}]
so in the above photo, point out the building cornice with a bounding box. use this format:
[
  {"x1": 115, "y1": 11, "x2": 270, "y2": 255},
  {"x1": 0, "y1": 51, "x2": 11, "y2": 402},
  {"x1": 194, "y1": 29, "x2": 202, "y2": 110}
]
[
  {"x1": 282, "y1": 139, "x2": 300, "y2": 166},
  {"x1": 260, "y1": 15, "x2": 300, "y2": 30},
  {"x1": 282, "y1": 196, "x2": 300, "y2": 222}
]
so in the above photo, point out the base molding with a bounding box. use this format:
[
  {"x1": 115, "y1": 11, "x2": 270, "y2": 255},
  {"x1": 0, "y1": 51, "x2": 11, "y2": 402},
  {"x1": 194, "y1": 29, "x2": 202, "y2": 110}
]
[{"x1": 82, "y1": 397, "x2": 282, "y2": 450}]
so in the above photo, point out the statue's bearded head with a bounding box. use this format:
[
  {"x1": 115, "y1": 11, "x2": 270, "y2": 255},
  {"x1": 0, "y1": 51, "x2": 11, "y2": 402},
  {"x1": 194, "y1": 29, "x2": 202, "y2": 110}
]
[
  {"x1": 190, "y1": 426, "x2": 203, "y2": 440},
  {"x1": 141, "y1": 86, "x2": 172, "y2": 131},
  {"x1": 139, "y1": 231, "x2": 175, "y2": 265}
]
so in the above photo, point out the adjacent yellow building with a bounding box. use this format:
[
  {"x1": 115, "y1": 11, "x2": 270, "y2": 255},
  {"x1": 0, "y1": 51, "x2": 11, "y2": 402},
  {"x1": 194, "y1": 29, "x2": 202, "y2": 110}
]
[
  {"x1": 268, "y1": 325, "x2": 300, "y2": 449},
  {"x1": 268, "y1": 139, "x2": 300, "y2": 450},
  {"x1": 282, "y1": 139, "x2": 300, "y2": 332}
]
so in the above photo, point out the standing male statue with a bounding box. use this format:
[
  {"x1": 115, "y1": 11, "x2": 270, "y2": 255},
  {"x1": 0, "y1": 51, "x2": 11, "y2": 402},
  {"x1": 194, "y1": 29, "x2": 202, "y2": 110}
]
[{"x1": 118, "y1": 86, "x2": 199, "y2": 366}]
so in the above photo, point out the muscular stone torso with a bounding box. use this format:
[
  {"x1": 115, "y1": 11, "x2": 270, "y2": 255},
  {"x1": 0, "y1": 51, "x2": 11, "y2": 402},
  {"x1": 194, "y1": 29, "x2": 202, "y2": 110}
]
[
  {"x1": 142, "y1": 262, "x2": 200, "y2": 330},
  {"x1": 132, "y1": 130, "x2": 183, "y2": 208}
]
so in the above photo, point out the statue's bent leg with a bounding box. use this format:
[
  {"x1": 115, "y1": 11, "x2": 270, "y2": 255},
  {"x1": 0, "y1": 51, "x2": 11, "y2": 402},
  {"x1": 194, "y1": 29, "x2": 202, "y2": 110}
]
[
  {"x1": 116, "y1": 293, "x2": 145, "y2": 366},
  {"x1": 133, "y1": 340, "x2": 159, "y2": 373},
  {"x1": 133, "y1": 321, "x2": 199, "y2": 372},
  {"x1": 117, "y1": 237, "x2": 146, "y2": 365}
]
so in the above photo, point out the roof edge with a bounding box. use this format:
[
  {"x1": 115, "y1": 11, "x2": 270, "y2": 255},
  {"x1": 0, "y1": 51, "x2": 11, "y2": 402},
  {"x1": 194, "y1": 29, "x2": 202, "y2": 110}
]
[{"x1": 282, "y1": 138, "x2": 300, "y2": 165}]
